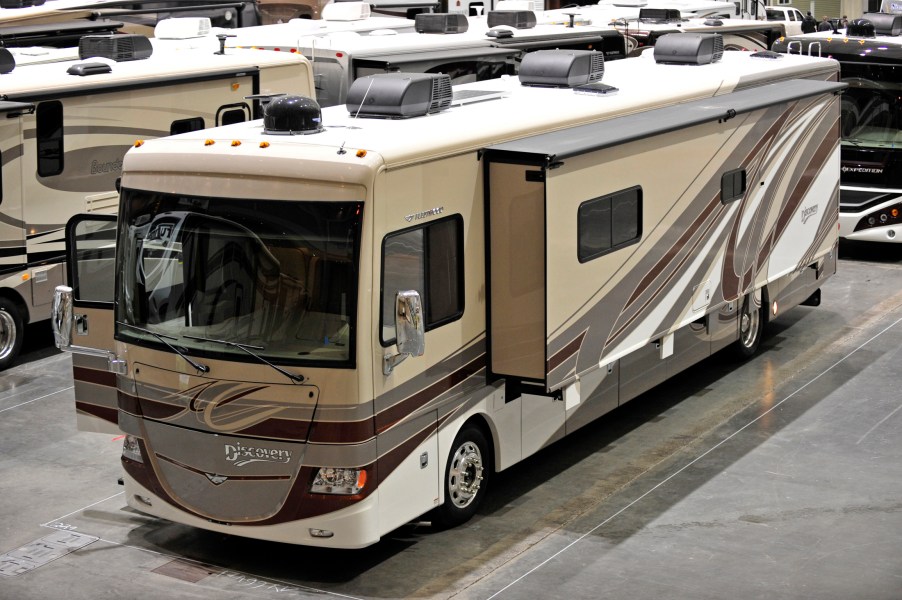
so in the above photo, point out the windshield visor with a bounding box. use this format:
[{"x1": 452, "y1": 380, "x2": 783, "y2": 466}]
[{"x1": 116, "y1": 190, "x2": 362, "y2": 367}]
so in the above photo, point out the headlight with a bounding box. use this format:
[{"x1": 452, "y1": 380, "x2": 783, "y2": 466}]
[
  {"x1": 122, "y1": 435, "x2": 143, "y2": 463},
  {"x1": 310, "y1": 467, "x2": 366, "y2": 495}
]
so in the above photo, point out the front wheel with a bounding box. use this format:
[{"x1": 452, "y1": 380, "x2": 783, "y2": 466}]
[
  {"x1": 0, "y1": 297, "x2": 24, "y2": 370},
  {"x1": 434, "y1": 424, "x2": 492, "y2": 528}
]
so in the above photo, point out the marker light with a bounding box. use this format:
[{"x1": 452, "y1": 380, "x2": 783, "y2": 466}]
[
  {"x1": 205, "y1": 139, "x2": 215, "y2": 146},
  {"x1": 310, "y1": 467, "x2": 367, "y2": 494},
  {"x1": 260, "y1": 141, "x2": 270, "y2": 148},
  {"x1": 134, "y1": 139, "x2": 144, "y2": 147},
  {"x1": 772, "y1": 301, "x2": 779, "y2": 316},
  {"x1": 231, "y1": 140, "x2": 241, "y2": 147}
]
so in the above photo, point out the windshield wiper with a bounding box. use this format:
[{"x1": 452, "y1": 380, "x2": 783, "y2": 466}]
[
  {"x1": 117, "y1": 322, "x2": 209, "y2": 375},
  {"x1": 184, "y1": 335, "x2": 305, "y2": 383}
]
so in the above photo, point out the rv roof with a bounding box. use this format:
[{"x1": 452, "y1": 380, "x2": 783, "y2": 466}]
[
  {"x1": 229, "y1": 19, "x2": 621, "y2": 58},
  {"x1": 124, "y1": 51, "x2": 839, "y2": 181},
  {"x1": 0, "y1": 44, "x2": 310, "y2": 97}
]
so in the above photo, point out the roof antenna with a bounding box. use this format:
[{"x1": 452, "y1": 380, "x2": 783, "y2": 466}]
[{"x1": 338, "y1": 77, "x2": 375, "y2": 156}]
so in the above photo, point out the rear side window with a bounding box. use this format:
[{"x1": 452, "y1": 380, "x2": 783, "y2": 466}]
[
  {"x1": 380, "y1": 215, "x2": 464, "y2": 345},
  {"x1": 36, "y1": 101, "x2": 64, "y2": 177},
  {"x1": 578, "y1": 186, "x2": 642, "y2": 262}
]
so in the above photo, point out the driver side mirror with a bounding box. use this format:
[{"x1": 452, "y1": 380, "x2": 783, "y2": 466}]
[{"x1": 383, "y1": 290, "x2": 425, "y2": 375}]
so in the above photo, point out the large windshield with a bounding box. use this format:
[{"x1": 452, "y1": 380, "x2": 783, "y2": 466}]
[
  {"x1": 116, "y1": 190, "x2": 362, "y2": 367},
  {"x1": 840, "y1": 63, "x2": 902, "y2": 150}
]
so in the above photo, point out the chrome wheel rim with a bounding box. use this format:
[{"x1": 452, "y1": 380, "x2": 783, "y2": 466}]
[
  {"x1": 447, "y1": 440, "x2": 484, "y2": 509},
  {"x1": 740, "y1": 305, "x2": 759, "y2": 349},
  {"x1": 0, "y1": 310, "x2": 16, "y2": 362}
]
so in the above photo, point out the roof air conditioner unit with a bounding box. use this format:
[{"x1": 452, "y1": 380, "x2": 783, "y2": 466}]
[
  {"x1": 346, "y1": 73, "x2": 452, "y2": 118},
  {"x1": 322, "y1": 1, "x2": 371, "y2": 21},
  {"x1": 639, "y1": 8, "x2": 682, "y2": 22},
  {"x1": 415, "y1": 13, "x2": 469, "y2": 34},
  {"x1": 653, "y1": 33, "x2": 723, "y2": 65},
  {"x1": 154, "y1": 18, "x2": 211, "y2": 39},
  {"x1": 79, "y1": 34, "x2": 153, "y2": 62},
  {"x1": 861, "y1": 12, "x2": 902, "y2": 36},
  {"x1": 518, "y1": 49, "x2": 604, "y2": 88},
  {"x1": 0, "y1": 48, "x2": 14, "y2": 74},
  {"x1": 846, "y1": 19, "x2": 876, "y2": 38},
  {"x1": 487, "y1": 10, "x2": 537, "y2": 29}
]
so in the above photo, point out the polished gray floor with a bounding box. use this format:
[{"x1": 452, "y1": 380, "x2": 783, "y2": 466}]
[{"x1": 1, "y1": 241, "x2": 900, "y2": 599}]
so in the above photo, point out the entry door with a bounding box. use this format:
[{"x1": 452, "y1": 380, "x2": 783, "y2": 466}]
[{"x1": 64, "y1": 214, "x2": 120, "y2": 433}]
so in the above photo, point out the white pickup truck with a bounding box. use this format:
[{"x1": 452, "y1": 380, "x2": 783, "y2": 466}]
[{"x1": 765, "y1": 5, "x2": 806, "y2": 35}]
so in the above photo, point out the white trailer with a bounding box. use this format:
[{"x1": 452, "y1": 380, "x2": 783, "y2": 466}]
[
  {"x1": 54, "y1": 40, "x2": 842, "y2": 548},
  {"x1": 0, "y1": 37, "x2": 313, "y2": 368}
]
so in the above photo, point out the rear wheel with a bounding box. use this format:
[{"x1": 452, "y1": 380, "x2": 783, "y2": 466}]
[
  {"x1": 0, "y1": 297, "x2": 24, "y2": 370},
  {"x1": 434, "y1": 424, "x2": 491, "y2": 528},
  {"x1": 735, "y1": 290, "x2": 765, "y2": 358}
]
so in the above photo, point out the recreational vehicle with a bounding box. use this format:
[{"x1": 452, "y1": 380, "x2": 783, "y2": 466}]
[
  {"x1": 53, "y1": 40, "x2": 843, "y2": 548},
  {"x1": 773, "y1": 13, "x2": 902, "y2": 242},
  {"x1": 607, "y1": 8, "x2": 786, "y2": 55},
  {"x1": 0, "y1": 37, "x2": 314, "y2": 369},
  {"x1": 231, "y1": 12, "x2": 625, "y2": 106}
]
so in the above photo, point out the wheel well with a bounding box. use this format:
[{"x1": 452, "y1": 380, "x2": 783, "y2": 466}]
[
  {"x1": 0, "y1": 289, "x2": 29, "y2": 324},
  {"x1": 460, "y1": 413, "x2": 496, "y2": 473}
]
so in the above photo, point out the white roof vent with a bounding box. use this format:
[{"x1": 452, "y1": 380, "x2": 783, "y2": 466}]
[{"x1": 154, "y1": 18, "x2": 212, "y2": 40}]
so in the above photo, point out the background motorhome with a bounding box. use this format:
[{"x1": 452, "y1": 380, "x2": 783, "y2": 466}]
[
  {"x1": 773, "y1": 12, "x2": 902, "y2": 243},
  {"x1": 0, "y1": 37, "x2": 314, "y2": 369},
  {"x1": 55, "y1": 43, "x2": 843, "y2": 548},
  {"x1": 608, "y1": 9, "x2": 787, "y2": 55},
  {"x1": 0, "y1": 0, "x2": 261, "y2": 32},
  {"x1": 228, "y1": 12, "x2": 626, "y2": 106}
]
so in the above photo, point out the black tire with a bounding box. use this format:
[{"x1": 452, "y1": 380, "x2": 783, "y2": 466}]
[
  {"x1": 434, "y1": 423, "x2": 492, "y2": 528},
  {"x1": 734, "y1": 291, "x2": 766, "y2": 359},
  {"x1": 0, "y1": 297, "x2": 24, "y2": 371}
]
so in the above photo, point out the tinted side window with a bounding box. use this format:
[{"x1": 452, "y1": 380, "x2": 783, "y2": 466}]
[
  {"x1": 721, "y1": 168, "x2": 747, "y2": 205},
  {"x1": 36, "y1": 101, "x2": 64, "y2": 177},
  {"x1": 170, "y1": 117, "x2": 205, "y2": 135},
  {"x1": 381, "y1": 215, "x2": 464, "y2": 345},
  {"x1": 578, "y1": 186, "x2": 642, "y2": 263}
]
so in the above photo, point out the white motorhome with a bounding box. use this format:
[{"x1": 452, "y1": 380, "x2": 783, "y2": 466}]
[
  {"x1": 54, "y1": 39, "x2": 843, "y2": 548},
  {"x1": 773, "y1": 12, "x2": 902, "y2": 242},
  {"x1": 230, "y1": 13, "x2": 625, "y2": 106},
  {"x1": 0, "y1": 37, "x2": 314, "y2": 369},
  {"x1": 607, "y1": 9, "x2": 787, "y2": 55}
]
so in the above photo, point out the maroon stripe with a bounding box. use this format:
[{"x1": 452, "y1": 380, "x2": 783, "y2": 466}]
[
  {"x1": 307, "y1": 418, "x2": 374, "y2": 444},
  {"x1": 73, "y1": 365, "x2": 117, "y2": 388},
  {"x1": 75, "y1": 401, "x2": 118, "y2": 426},
  {"x1": 547, "y1": 331, "x2": 587, "y2": 373},
  {"x1": 375, "y1": 354, "x2": 484, "y2": 434},
  {"x1": 234, "y1": 417, "x2": 313, "y2": 442}
]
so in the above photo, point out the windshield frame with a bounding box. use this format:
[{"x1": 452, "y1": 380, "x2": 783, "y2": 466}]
[{"x1": 114, "y1": 188, "x2": 364, "y2": 369}]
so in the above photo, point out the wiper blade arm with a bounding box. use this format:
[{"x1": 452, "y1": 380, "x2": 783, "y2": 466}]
[
  {"x1": 117, "y1": 322, "x2": 209, "y2": 374},
  {"x1": 184, "y1": 335, "x2": 305, "y2": 383}
]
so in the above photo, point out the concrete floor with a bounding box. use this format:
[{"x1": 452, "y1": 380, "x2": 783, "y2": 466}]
[{"x1": 1, "y1": 241, "x2": 901, "y2": 599}]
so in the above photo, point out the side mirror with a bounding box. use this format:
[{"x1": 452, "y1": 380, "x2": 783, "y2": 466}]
[
  {"x1": 52, "y1": 285, "x2": 74, "y2": 350},
  {"x1": 383, "y1": 290, "x2": 425, "y2": 375}
]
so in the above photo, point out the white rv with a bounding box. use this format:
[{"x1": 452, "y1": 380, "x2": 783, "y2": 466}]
[
  {"x1": 230, "y1": 13, "x2": 625, "y2": 106},
  {"x1": 54, "y1": 40, "x2": 843, "y2": 548},
  {"x1": 605, "y1": 8, "x2": 787, "y2": 55},
  {"x1": 0, "y1": 37, "x2": 314, "y2": 369}
]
